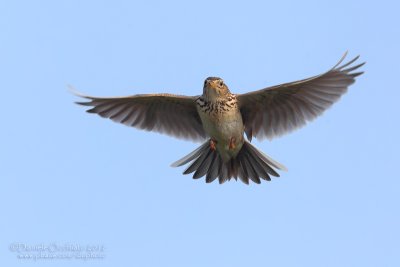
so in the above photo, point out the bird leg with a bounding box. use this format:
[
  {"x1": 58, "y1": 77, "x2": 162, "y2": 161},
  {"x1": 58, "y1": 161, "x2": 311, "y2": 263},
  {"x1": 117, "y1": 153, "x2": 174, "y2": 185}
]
[
  {"x1": 229, "y1": 137, "x2": 236, "y2": 150},
  {"x1": 210, "y1": 139, "x2": 217, "y2": 151}
]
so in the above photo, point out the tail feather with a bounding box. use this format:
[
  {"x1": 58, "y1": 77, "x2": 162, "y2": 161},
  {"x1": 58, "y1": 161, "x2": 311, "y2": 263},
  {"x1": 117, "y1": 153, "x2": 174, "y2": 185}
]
[
  {"x1": 219, "y1": 164, "x2": 229, "y2": 184},
  {"x1": 193, "y1": 150, "x2": 213, "y2": 179},
  {"x1": 228, "y1": 159, "x2": 239, "y2": 181},
  {"x1": 237, "y1": 159, "x2": 249, "y2": 185},
  {"x1": 245, "y1": 146, "x2": 276, "y2": 178},
  {"x1": 242, "y1": 152, "x2": 261, "y2": 184},
  {"x1": 245, "y1": 149, "x2": 271, "y2": 181},
  {"x1": 248, "y1": 144, "x2": 288, "y2": 171},
  {"x1": 206, "y1": 153, "x2": 220, "y2": 183},
  {"x1": 172, "y1": 139, "x2": 287, "y2": 184},
  {"x1": 182, "y1": 147, "x2": 210, "y2": 174},
  {"x1": 171, "y1": 142, "x2": 209, "y2": 167}
]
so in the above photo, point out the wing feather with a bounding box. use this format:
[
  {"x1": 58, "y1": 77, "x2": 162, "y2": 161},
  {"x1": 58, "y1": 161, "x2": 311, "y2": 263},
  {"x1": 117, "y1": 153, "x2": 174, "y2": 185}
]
[
  {"x1": 238, "y1": 52, "x2": 365, "y2": 140},
  {"x1": 74, "y1": 92, "x2": 206, "y2": 142}
]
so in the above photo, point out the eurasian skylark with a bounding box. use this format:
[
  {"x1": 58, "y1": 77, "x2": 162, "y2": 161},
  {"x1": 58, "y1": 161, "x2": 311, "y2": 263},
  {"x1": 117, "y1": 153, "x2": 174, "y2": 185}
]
[{"x1": 74, "y1": 52, "x2": 364, "y2": 184}]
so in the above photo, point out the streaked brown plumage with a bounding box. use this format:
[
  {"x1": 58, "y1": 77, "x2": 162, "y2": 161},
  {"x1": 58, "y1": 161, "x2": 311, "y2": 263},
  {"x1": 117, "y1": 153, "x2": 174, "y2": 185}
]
[{"x1": 74, "y1": 52, "x2": 364, "y2": 184}]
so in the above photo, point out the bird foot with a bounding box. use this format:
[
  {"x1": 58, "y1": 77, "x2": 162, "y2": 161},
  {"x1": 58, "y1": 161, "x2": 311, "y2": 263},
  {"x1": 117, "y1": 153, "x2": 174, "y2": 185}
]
[
  {"x1": 210, "y1": 139, "x2": 217, "y2": 151},
  {"x1": 229, "y1": 137, "x2": 236, "y2": 150}
]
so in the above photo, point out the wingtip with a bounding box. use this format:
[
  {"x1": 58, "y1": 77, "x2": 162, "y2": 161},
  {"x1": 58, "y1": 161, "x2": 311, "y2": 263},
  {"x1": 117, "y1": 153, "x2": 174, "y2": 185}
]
[
  {"x1": 74, "y1": 101, "x2": 93, "y2": 106},
  {"x1": 332, "y1": 51, "x2": 350, "y2": 69},
  {"x1": 170, "y1": 162, "x2": 180, "y2": 167},
  {"x1": 351, "y1": 71, "x2": 365, "y2": 77},
  {"x1": 170, "y1": 160, "x2": 186, "y2": 167},
  {"x1": 67, "y1": 84, "x2": 93, "y2": 99},
  {"x1": 280, "y1": 165, "x2": 288, "y2": 172},
  {"x1": 67, "y1": 84, "x2": 80, "y2": 95},
  {"x1": 332, "y1": 51, "x2": 366, "y2": 74}
]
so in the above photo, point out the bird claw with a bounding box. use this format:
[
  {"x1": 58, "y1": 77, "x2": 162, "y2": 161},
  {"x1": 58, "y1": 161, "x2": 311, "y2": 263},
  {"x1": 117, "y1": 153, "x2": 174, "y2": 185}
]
[
  {"x1": 229, "y1": 137, "x2": 236, "y2": 150},
  {"x1": 210, "y1": 139, "x2": 217, "y2": 151}
]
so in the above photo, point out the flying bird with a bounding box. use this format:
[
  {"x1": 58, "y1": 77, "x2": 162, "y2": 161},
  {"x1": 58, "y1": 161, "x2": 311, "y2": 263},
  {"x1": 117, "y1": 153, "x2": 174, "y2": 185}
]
[{"x1": 74, "y1": 52, "x2": 364, "y2": 184}]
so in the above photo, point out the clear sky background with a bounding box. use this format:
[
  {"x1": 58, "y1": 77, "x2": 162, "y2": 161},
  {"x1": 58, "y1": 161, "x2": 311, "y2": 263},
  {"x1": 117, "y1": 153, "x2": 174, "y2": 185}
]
[{"x1": 1, "y1": 0, "x2": 399, "y2": 266}]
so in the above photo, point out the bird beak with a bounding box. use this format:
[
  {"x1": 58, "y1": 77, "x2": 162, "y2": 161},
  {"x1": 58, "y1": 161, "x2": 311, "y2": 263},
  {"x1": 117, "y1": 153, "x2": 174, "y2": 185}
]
[{"x1": 205, "y1": 80, "x2": 215, "y2": 90}]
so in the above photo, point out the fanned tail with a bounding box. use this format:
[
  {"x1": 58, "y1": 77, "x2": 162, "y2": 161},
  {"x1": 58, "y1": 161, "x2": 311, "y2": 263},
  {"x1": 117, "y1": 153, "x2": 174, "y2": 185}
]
[{"x1": 171, "y1": 140, "x2": 287, "y2": 184}]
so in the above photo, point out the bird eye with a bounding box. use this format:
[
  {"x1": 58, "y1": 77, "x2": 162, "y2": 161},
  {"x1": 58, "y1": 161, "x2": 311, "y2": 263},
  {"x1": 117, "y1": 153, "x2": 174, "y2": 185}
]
[{"x1": 219, "y1": 81, "x2": 224, "y2": 86}]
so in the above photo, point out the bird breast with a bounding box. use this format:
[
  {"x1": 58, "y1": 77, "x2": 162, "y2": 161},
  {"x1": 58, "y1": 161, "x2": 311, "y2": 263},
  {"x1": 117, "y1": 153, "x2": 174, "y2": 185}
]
[{"x1": 196, "y1": 96, "x2": 244, "y2": 161}]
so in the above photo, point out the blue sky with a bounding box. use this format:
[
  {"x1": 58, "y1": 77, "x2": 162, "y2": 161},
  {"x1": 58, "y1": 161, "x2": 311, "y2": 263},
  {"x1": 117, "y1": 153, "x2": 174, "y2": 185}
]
[{"x1": 1, "y1": 0, "x2": 399, "y2": 266}]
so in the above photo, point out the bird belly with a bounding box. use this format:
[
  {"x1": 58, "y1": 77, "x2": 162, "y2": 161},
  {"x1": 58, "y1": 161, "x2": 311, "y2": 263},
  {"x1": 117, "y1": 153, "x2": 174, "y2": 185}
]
[{"x1": 198, "y1": 109, "x2": 244, "y2": 162}]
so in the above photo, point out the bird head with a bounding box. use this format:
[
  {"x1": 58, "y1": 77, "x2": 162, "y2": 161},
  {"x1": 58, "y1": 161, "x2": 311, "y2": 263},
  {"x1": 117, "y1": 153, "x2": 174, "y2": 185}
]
[{"x1": 203, "y1": 77, "x2": 230, "y2": 101}]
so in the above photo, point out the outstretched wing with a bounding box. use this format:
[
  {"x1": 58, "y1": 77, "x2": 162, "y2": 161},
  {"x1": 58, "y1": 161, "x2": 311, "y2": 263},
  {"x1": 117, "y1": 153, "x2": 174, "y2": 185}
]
[
  {"x1": 74, "y1": 91, "x2": 207, "y2": 142},
  {"x1": 237, "y1": 52, "x2": 365, "y2": 141}
]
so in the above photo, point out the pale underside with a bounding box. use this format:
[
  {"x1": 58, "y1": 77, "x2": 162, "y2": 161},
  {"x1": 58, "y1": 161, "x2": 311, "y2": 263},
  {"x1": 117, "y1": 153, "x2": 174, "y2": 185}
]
[{"x1": 196, "y1": 103, "x2": 244, "y2": 162}]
